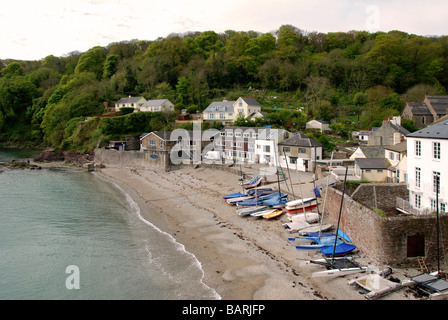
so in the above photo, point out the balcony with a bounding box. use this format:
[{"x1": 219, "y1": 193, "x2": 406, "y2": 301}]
[{"x1": 396, "y1": 197, "x2": 430, "y2": 215}]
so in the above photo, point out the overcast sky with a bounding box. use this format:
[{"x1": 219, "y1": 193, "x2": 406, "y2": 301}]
[{"x1": 1, "y1": 0, "x2": 447, "y2": 61}]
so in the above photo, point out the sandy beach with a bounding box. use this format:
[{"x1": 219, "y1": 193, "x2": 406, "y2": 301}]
[{"x1": 93, "y1": 163, "x2": 419, "y2": 300}]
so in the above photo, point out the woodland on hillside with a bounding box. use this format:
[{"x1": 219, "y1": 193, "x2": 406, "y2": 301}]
[{"x1": 1, "y1": 25, "x2": 447, "y2": 152}]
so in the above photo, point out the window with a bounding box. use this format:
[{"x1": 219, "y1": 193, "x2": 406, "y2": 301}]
[
  {"x1": 149, "y1": 140, "x2": 156, "y2": 145},
  {"x1": 433, "y1": 171, "x2": 441, "y2": 194},
  {"x1": 415, "y1": 194, "x2": 421, "y2": 208},
  {"x1": 431, "y1": 199, "x2": 437, "y2": 211},
  {"x1": 264, "y1": 145, "x2": 270, "y2": 153},
  {"x1": 209, "y1": 113, "x2": 215, "y2": 119},
  {"x1": 415, "y1": 167, "x2": 421, "y2": 188},
  {"x1": 219, "y1": 113, "x2": 225, "y2": 119},
  {"x1": 377, "y1": 170, "x2": 383, "y2": 173},
  {"x1": 390, "y1": 152, "x2": 394, "y2": 160},
  {"x1": 238, "y1": 108, "x2": 244, "y2": 113},
  {"x1": 397, "y1": 169, "x2": 400, "y2": 183},
  {"x1": 290, "y1": 157, "x2": 297, "y2": 164},
  {"x1": 415, "y1": 140, "x2": 421, "y2": 157},
  {"x1": 441, "y1": 203, "x2": 446, "y2": 213},
  {"x1": 433, "y1": 142, "x2": 441, "y2": 159},
  {"x1": 298, "y1": 148, "x2": 306, "y2": 154}
]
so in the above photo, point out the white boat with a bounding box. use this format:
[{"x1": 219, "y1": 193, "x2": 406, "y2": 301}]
[
  {"x1": 236, "y1": 205, "x2": 267, "y2": 216},
  {"x1": 250, "y1": 209, "x2": 276, "y2": 218},
  {"x1": 300, "y1": 257, "x2": 367, "y2": 278},
  {"x1": 348, "y1": 266, "x2": 403, "y2": 299},
  {"x1": 285, "y1": 197, "x2": 316, "y2": 208},
  {"x1": 227, "y1": 195, "x2": 253, "y2": 205}
]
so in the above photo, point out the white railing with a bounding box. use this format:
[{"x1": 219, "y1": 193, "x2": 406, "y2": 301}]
[{"x1": 396, "y1": 197, "x2": 430, "y2": 215}]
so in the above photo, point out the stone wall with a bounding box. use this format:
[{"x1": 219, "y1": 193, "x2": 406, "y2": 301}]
[
  {"x1": 323, "y1": 186, "x2": 448, "y2": 268},
  {"x1": 94, "y1": 148, "x2": 170, "y2": 170}
]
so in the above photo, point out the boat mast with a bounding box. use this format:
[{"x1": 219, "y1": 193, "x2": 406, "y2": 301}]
[
  {"x1": 319, "y1": 152, "x2": 334, "y2": 238},
  {"x1": 331, "y1": 166, "x2": 348, "y2": 266},
  {"x1": 436, "y1": 174, "x2": 440, "y2": 275}
]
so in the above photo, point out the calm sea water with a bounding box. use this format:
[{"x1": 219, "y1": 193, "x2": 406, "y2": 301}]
[{"x1": 0, "y1": 148, "x2": 220, "y2": 300}]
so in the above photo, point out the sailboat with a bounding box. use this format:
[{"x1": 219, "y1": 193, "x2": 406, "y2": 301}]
[{"x1": 299, "y1": 167, "x2": 366, "y2": 278}]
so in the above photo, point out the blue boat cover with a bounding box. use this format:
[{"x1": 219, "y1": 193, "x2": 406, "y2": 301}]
[{"x1": 320, "y1": 243, "x2": 356, "y2": 256}]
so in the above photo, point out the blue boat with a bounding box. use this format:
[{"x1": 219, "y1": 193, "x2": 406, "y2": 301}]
[{"x1": 236, "y1": 192, "x2": 287, "y2": 207}]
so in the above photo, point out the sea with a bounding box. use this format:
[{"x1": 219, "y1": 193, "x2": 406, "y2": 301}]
[{"x1": 0, "y1": 148, "x2": 220, "y2": 300}]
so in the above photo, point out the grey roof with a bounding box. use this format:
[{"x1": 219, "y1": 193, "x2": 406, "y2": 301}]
[
  {"x1": 240, "y1": 97, "x2": 261, "y2": 106},
  {"x1": 387, "y1": 122, "x2": 410, "y2": 136},
  {"x1": 355, "y1": 158, "x2": 390, "y2": 169},
  {"x1": 203, "y1": 101, "x2": 235, "y2": 113},
  {"x1": 407, "y1": 118, "x2": 448, "y2": 139},
  {"x1": 279, "y1": 132, "x2": 322, "y2": 147},
  {"x1": 116, "y1": 96, "x2": 146, "y2": 104},
  {"x1": 141, "y1": 131, "x2": 219, "y2": 141},
  {"x1": 406, "y1": 102, "x2": 432, "y2": 116},
  {"x1": 357, "y1": 146, "x2": 385, "y2": 158},
  {"x1": 426, "y1": 95, "x2": 448, "y2": 116},
  {"x1": 384, "y1": 140, "x2": 407, "y2": 153},
  {"x1": 142, "y1": 99, "x2": 172, "y2": 107}
]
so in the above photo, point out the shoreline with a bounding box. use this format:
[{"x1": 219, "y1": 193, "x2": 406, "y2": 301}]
[{"x1": 93, "y1": 164, "x2": 419, "y2": 300}]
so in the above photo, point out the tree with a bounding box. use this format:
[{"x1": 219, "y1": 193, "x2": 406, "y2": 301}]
[
  {"x1": 75, "y1": 46, "x2": 108, "y2": 79},
  {"x1": 102, "y1": 54, "x2": 120, "y2": 79}
]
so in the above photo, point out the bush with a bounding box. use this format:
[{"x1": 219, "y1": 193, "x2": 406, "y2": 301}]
[{"x1": 120, "y1": 107, "x2": 135, "y2": 116}]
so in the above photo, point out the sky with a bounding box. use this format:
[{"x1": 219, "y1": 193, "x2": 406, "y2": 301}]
[{"x1": 1, "y1": 0, "x2": 448, "y2": 61}]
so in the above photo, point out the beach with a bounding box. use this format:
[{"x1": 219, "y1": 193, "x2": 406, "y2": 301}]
[{"x1": 94, "y1": 164, "x2": 417, "y2": 300}]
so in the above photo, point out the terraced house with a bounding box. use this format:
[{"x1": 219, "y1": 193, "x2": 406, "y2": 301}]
[{"x1": 400, "y1": 116, "x2": 448, "y2": 214}]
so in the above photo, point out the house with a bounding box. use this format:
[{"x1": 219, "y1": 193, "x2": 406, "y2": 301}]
[
  {"x1": 367, "y1": 117, "x2": 410, "y2": 146},
  {"x1": 278, "y1": 133, "x2": 323, "y2": 172},
  {"x1": 354, "y1": 158, "x2": 390, "y2": 182},
  {"x1": 404, "y1": 117, "x2": 448, "y2": 214},
  {"x1": 140, "y1": 99, "x2": 174, "y2": 112},
  {"x1": 350, "y1": 146, "x2": 385, "y2": 160},
  {"x1": 306, "y1": 119, "x2": 330, "y2": 133},
  {"x1": 254, "y1": 129, "x2": 290, "y2": 165},
  {"x1": 202, "y1": 97, "x2": 262, "y2": 124},
  {"x1": 114, "y1": 96, "x2": 147, "y2": 111},
  {"x1": 354, "y1": 127, "x2": 379, "y2": 143},
  {"x1": 384, "y1": 141, "x2": 407, "y2": 183},
  {"x1": 401, "y1": 95, "x2": 448, "y2": 127},
  {"x1": 402, "y1": 102, "x2": 434, "y2": 128},
  {"x1": 202, "y1": 100, "x2": 235, "y2": 124},
  {"x1": 140, "y1": 131, "x2": 177, "y2": 151}
]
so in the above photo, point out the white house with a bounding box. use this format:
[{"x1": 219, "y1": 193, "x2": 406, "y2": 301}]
[
  {"x1": 254, "y1": 129, "x2": 289, "y2": 166},
  {"x1": 140, "y1": 99, "x2": 174, "y2": 112},
  {"x1": 114, "y1": 96, "x2": 146, "y2": 111},
  {"x1": 384, "y1": 141, "x2": 407, "y2": 183},
  {"x1": 203, "y1": 97, "x2": 262, "y2": 124},
  {"x1": 405, "y1": 117, "x2": 448, "y2": 214},
  {"x1": 306, "y1": 119, "x2": 330, "y2": 133}
]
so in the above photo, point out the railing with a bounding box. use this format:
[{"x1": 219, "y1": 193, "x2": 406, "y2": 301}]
[{"x1": 396, "y1": 197, "x2": 430, "y2": 215}]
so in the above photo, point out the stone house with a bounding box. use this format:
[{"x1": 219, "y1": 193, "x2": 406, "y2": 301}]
[
  {"x1": 306, "y1": 119, "x2": 330, "y2": 133},
  {"x1": 350, "y1": 146, "x2": 385, "y2": 160},
  {"x1": 368, "y1": 117, "x2": 410, "y2": 146},
  {"x1": 401, "y1": 95, "x2": 448, "y2": 128}
]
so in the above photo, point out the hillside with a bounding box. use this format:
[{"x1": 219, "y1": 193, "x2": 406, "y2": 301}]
[{"x1": 1, "y1": 25, "x2": 447, "y2": 152}]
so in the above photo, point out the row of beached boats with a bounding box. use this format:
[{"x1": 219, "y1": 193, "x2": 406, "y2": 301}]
[{"x1": 221, "y1": 161, "x2": 448, "y2": 300}]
